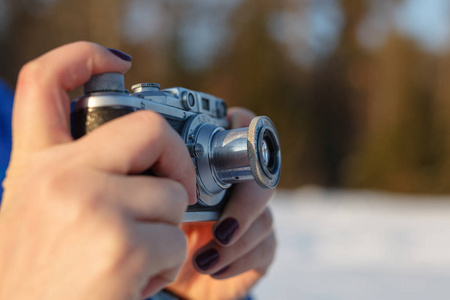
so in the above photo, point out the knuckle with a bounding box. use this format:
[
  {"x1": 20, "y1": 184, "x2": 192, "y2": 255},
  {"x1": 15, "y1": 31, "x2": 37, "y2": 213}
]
[
  {"x1": 173, "y1": 227, "x2": 188, "y2": 253},
  {"x1": 17, "y1": 60, "x2": 44, "y2": 88},
  {"x1": 260, "y1": 208, "x2": 274, "y2": 231},
  {"x1": 129, "y1": 111, "x2": 176, "y2": 144},
  {"x1": 165, "y1": 271, "x2": 180, "y2": 285},
  {"x1": 165, "y1": 226, "x2": 188, "y2": 265},
  {"x1": 76, "y1": 189, "x2": 105, "y2": 216},
  {"x1": 67, "y1": 41, "x2": 105, "y2": 62},
  {"x1": 172, "y1": 226, "x2": 188, "y2": 250},
  {"x1": 38, "y1": 166, "x2": 106, "y2": 219},
  {"x1": 261, "y1": 232, "x2": 277, "y2": 265},
  {"x1": 266, "y1": 188, "x2": 276, "y2": 201},
  {"x1": 237, "y1": 235, "x2": 251, "y2": 252},
  {"x1": 234, "y1": 189, "x2": 274, "y2": 223},
  {"x1": 101, "y1": 216, "x2": 134, "y2": 258},
  {"x1": 167, "y1": 180, "x2": 189, "y2": 204},
  {"x1": 180, "y1": 161, "x2": 196, "y2": 182},
  {"x1": 38, "y1": 167, "x2": 69, "y2": 198},
  {"x1": 72, "y1": 40, "x2": 98, "y2": 52},
  {"x1": 238, "y1": 199, "x2": 257, "y2": 220},
  {"x1": 256, "y1": 264, "x2": 270, "y2": 277},
  {"x1": 159, "y1": 179, "x2": 188, "y2": 224},
  {"x1": 133, "y1": 110, "x2": 168, "y2": 134},
  {"x1": 79, "y1": 215, "x2": 136, "y2": 278},
  {"x1": 174, "y1": 230, "x2": 188, "y2": 263}
]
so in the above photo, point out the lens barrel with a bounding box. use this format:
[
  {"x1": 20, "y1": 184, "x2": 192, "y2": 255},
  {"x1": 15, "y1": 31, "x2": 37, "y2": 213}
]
[
  {"x1": 209, "y1": 116, "x2": 281, "y2": 189},
  {"x1": 211, "y1": 127, "x2": 254, "y2": 184}
]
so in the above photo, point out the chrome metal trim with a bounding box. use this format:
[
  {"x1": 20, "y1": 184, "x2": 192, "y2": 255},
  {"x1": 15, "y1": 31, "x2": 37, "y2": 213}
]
[{"x1": 183, "y1": 211, "x2": 220, "y2": 222}]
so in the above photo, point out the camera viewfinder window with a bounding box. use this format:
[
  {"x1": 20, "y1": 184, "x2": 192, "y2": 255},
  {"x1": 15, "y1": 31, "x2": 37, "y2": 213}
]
[{"x1": 202, "y1": 98, "x2": 210, "y2": 111}]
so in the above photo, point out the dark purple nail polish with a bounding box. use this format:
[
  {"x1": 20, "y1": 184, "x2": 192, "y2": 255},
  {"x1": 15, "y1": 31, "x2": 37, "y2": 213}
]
[
  {"x1": 195, "y1": 249, "x2": 220, "y2": 271},
  {"x1": 214, "y1": 217, "x2": 239, "y2": 245},
  {"x1": 212, "y1": 266, "x2": 230, "y2": 277},
  {"x1": 107, "y1": 48, "x2": 133, "y2": 61}
]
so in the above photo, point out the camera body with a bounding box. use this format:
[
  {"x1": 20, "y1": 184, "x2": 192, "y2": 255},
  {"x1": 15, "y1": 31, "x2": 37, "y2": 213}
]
[{"x1": 71, "y1": 73, "x2": 281, "y2": 222}]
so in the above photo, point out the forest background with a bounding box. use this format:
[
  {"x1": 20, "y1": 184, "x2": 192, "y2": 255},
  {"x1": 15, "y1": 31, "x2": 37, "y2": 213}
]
[{"x1": 1, "y1": 0, "x2": 449, "y2": 194}]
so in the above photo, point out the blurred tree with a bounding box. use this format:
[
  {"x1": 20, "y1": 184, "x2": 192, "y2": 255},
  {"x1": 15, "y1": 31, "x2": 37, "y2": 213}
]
[
  {"x1": 304, "y1": 0, "x2": 368, "y2": 186},
  {"x1": 0, "y1": 0, "x2": 123, "y2": 87},
  {"x1": 432, "y1": 51, "x2": 450, "y2": 192},
  {"x1": 1, "y1": 0, "x2": 449, "y2": 193},
  {"x1": 204, "y1": 0, "x2": 311, "y2": 187},
  {"x1": 345, "y1": 33, "x2": 446, "y2": 193}
]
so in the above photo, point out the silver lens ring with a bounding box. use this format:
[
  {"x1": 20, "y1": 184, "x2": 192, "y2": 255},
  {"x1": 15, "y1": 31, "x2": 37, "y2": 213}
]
[{"x1": 248, "y1": 116, "x2": 281, "y2": 188}]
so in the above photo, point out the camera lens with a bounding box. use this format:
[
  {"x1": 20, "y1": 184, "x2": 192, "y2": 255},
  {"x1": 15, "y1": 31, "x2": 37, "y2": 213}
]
[
  {"x1": 261, "y1": 139, "x2": 270, "y2": 166},
  {"x1": 185, "y1": 115, "x2": 281, "y2": 208},
  {"x1": 248, "y1": 117, "x2": 281, "y2": 188},
  {"x1": 256, "y1": 125, "x2": 280, "y2": 181},
  {"x1": 207, "y1": 116, "x2": 281, "y2": 189},
  {"x1": 260, "y1": 128, "x2": 278, "y2": 175}
]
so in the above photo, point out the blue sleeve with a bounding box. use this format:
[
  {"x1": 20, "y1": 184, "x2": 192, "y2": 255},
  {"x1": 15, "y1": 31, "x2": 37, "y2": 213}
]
[{"x1": 0, "y1": 79, "x2": 13, "y2": 204}]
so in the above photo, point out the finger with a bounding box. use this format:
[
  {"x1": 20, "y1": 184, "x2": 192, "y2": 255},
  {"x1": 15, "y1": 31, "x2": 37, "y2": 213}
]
[
  {"x1": 141, "y1": 267, "x2": 181, "y2": 299},
  {"x1": 125, "y1": 223, "x2": 187, "y2": 298},
  {"x1": 211, "y1": 232, "x2": 276, "y2": 279},
  {"x1": 108, "y1": 175, "x2": 189, "y2": 225},
  {"x1": 194, "y1": 208, "x2": 274, "y2": 274},
  {"x1": 76, "y1": 110, "x2": 197, "y2": 204},
  {"x1": 213, "y1": 182, "x2": 275, "y2": 246},
  {"x1": 13, "y1": 41, "x2": 132, "y2": 155},
  {"x1": 99, "y1": 221, "x2": 186, "y2": 299},
  {"x1": 227, "y1": 107, "x2": 255, "y2": 129},
  {"x1": 135, "y1": 222, "x2": 187, "y2": 280}
]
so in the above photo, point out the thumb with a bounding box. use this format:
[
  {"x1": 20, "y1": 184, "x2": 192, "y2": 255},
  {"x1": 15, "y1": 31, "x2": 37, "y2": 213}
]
[{"x1": 12, "y1": 41, "x2": 132, "y2": 159}]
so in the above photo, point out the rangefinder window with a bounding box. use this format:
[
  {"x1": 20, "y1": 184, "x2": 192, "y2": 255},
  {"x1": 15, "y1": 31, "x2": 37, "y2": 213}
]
[{"x1": 202, "y1": 98, "x2": 210, "y2": 111}]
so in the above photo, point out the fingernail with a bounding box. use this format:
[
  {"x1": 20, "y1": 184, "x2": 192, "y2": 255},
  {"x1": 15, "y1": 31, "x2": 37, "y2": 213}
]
[
  {"x1": 214, "y1": 217, "x2": 239, "y2": 245},
  {"x1": 107, "y1": 48, "x2": 133, "y2": 61},
  {"x1": 195, "y1": 249, "x2": 220, "y2": 271},
  {"x1": 212, "y1": 266, "x2": 230, "y2": 277}
]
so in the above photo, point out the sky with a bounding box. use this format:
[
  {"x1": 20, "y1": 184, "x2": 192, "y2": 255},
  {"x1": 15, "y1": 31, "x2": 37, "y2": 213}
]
[
  {"x1": 166, "y1": 0, "x2": 450, "y2": 69},
  {"x1": 395, "y1": 0, "x2": 450, "y2": 53},
  {"x1": 273, "y1": 0, "x2": 450, "y2": 67}
]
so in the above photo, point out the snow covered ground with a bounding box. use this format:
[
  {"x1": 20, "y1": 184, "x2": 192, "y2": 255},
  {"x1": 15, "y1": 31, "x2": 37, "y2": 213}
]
[{"x1": 253, "y1": 187, "x2": 450, "y2": 300}]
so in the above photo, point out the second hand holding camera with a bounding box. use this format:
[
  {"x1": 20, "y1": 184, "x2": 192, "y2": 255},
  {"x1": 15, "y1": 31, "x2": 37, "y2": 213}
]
[{"x1": 71, "y1": 73, "x2": 281, "y2": 222}]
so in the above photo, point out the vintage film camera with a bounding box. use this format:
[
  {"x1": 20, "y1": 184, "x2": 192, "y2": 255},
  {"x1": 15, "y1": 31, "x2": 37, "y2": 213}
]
[{"x1": 71, "y1": 73, "x2": 281, "y2": 222}]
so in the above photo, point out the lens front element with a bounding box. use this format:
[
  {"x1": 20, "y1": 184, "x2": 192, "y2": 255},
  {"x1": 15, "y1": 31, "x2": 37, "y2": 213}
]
[{"x1": 248, "y1": 116, "x2": 281, "y2": 188}]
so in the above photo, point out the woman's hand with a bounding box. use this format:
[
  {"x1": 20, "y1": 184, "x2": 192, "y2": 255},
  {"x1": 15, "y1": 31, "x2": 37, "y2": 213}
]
[
  {"x1": 0, "y1": 42, "x2": 196, "y2": 300},
  {"x1": 168, "y1": 107, "x2": 277, "y2": 300}
]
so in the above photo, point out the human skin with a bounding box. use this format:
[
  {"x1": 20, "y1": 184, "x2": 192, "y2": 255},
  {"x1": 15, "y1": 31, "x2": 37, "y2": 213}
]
[
  {"x1": 0, "y1": 41, "x2": 277, "y2": 300},
  {"x1": 0, "y1": 42, "x2": 195, "y2": 299}
]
